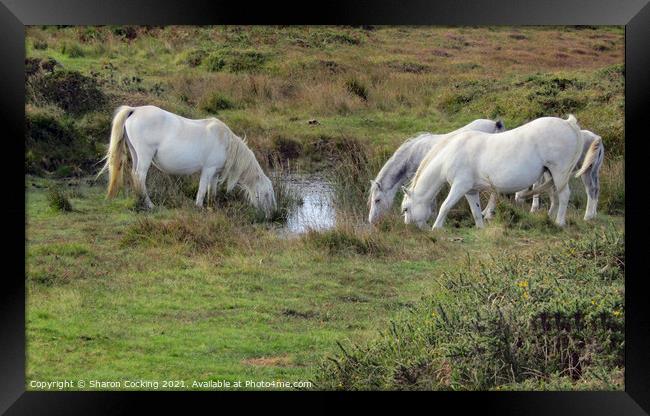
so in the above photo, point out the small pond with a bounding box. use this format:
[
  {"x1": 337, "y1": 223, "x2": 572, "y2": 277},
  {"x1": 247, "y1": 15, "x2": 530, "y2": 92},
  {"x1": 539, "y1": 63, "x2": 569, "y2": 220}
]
[{"x1": 276, "y1": 172, "x2": 336, "y2": 234}]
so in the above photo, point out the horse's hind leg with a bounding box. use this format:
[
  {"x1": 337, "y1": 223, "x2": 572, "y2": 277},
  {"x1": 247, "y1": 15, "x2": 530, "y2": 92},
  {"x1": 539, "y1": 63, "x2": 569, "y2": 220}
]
[
  {"x1": 465, "y1": 191, "x2": 484, "y2": 228},
  {"x1": 582, "y1": 168, "x2": 599, "y2": 221},
  {"x1": 481, "y1": 193, "x2": 496, "y2": 220},
  {"x1": 554, "y1": 185, "x2": 571, "y2": 227},
  {"x1": 130, "y1": 143, "x2": 155, "y2": 209},
  {"x1": 530, "y1": 173, "x2": 548, "y2": 212}
]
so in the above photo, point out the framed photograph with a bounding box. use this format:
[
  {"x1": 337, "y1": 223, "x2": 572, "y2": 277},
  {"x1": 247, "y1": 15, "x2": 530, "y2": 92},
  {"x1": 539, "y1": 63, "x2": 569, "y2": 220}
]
[{"x1": 2, "y1": 0, "x2": 648, "y2": 413}]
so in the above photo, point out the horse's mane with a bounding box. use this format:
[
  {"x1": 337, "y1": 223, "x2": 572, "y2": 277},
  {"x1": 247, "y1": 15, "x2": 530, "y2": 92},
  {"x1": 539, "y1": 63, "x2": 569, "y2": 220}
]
[
  {"x1": 369, "y1": 132, "x2": 431, "y2": 198},
  {"x1": 409, "y1": 133, "x2": 456, "y2": 191},
  {"x1": 217, "y1": 122, "x2": 271, "y2": 209}
]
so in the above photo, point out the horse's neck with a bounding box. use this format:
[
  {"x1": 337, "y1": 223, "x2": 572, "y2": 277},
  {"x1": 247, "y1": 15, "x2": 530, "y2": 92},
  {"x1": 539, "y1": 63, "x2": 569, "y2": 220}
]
[
  {"x1": 414, "y1": 161, "x2": 444, "y2": 203},
  {"x1": 376, "y1": 140, "x2": 425, "y2": 192}
]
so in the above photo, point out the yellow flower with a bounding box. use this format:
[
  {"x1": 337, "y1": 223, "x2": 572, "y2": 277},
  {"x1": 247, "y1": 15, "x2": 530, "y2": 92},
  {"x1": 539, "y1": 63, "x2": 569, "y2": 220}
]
[{"x1": 613, "y1": 310, "x2": 622, "y2": 317}]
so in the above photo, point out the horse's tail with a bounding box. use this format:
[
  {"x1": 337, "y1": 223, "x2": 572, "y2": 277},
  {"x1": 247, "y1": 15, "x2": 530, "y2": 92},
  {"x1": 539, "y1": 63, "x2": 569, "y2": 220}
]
[
  {"x1": 575, "y1": 135, "x2": 603, "y2": 178},
  {"x1": 98, "y1": 106, "x2": 135, "y2": 198}
]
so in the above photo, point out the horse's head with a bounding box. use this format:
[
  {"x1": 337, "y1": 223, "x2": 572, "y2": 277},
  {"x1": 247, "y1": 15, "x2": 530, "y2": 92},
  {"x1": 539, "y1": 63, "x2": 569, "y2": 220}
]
[
  {"x1": 400, "y1": 186, "x2": 431, "y2": 229},
  {"x1": 368, "y1": 180, "x2": 392, "y2": 224}
]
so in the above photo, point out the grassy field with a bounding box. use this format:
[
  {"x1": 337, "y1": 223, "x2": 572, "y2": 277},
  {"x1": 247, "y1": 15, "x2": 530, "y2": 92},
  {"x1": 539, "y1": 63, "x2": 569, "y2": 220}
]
[{"x1": 25, "y1": 26, "x2": 624, "y2": 390}]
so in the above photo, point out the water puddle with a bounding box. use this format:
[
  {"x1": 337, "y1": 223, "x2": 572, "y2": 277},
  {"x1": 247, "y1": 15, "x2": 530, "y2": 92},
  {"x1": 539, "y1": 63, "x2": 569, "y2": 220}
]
[{"x1": 277, "y1": 173, "x2": 336, "y2": 234}]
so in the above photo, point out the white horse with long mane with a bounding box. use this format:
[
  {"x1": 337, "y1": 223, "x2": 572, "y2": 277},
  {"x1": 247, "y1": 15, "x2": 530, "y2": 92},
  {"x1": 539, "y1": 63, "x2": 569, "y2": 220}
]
[
  {"x1": 512, "y1": 129, "x2": 605, "y2": 221},
  {"x1": 99, "y1": 105, "x2": 276, "y2": 216},
  {"x1": 368, "y1": 119, "x2": 505, "y2": 224},
  {"x1": 401, "y1": 115, "x2": 600, "y2": 229}
]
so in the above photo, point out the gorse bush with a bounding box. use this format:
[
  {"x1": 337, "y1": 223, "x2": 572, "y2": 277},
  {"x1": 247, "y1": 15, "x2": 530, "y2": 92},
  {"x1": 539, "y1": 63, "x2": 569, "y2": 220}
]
[
  {"x1": 30, "y1": 70, "x2": 107, "y2": 114},
  {"x1": 314, "y1": 226, "x2": 624, "y2": 390}
]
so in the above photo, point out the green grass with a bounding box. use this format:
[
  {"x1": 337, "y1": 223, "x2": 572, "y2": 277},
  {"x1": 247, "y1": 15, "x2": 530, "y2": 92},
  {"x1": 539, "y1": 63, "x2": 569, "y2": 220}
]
[
  {"x1": 25, "y1": 26, "x2": 625, "y2": 391},
  {"x1": 26, "y1": 176, "x2": 624, "y2": 390}
]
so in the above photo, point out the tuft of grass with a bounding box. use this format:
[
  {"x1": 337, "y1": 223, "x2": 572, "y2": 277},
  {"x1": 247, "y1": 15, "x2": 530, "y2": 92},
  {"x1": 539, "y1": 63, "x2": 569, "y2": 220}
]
[
  {"x1": 494, "y1": 198, "x2": 561, "y2": 232},
  {"x1": 46, "y1": 186, "x2": 73, "y2": 212},
  {"x1": 345, "y1": 78, "x2": 368, "y2": 101},
  {"x1": 303, "y1": 227, "x2": 387, "y2": 256},
  {"x1": 599, "y1": 158, "x2": 624, "y2": 215},
  {"x1": 121, "y1": 211, "x2": 239, "y2": 253}
]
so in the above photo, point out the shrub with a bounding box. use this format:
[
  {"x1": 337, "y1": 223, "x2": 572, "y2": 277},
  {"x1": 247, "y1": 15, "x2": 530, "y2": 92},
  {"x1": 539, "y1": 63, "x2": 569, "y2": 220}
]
[
  {"x1": 314, "y1": 227, "x2": 624, "y2": 390},
  {"x1": 25, "y1": 106, "x2": 99, "y2": 174},
  {"x1": 31, "y1": 70, "x2": 107, "y2": 114},
  {"x1": 61, "y1": 42, "x2": 86, "y2": 58},
  {"x1": 204, "y1": 53, "x2": 226, "y2": 72},
  {"x1": 199, "y1": 92, "x2": 236, "y2": 113},
  {"x1": 46, "y1": 186, "x2": 73, "y2": 212}
]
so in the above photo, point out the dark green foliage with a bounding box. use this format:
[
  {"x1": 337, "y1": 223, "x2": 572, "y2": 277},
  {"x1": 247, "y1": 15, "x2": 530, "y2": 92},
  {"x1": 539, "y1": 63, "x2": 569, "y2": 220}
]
[
  {"x1": 47, "y1": 186, "x2": 73, "y2": 212},
  {"x1": 315, "y1": 227, "x2": 624, "y2": 390},
  {"x1": 31, "y1": 70, "x2": 107, "y2": 114},
  {"x1": 204, "y1": 53, "x2": 226, "y2": 72},
  {"x1": 199, "y1": 92, "x2": 236, "y2": 113},
  {"x1": 25, "y1": 108, "x2": 101, "y2": 174},
  {"x1": 111, "y1": 25, "x2": 139, "y2": 40},
  {"x1": 204, "y1": 50, "x2": 268, "y2": 73}
]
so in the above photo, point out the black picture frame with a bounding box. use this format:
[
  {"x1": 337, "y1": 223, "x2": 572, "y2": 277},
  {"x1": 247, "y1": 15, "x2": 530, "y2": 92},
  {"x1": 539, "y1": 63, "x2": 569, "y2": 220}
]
[{"x1": 2, "y1": 0, "x2": 648, "y2": 413}]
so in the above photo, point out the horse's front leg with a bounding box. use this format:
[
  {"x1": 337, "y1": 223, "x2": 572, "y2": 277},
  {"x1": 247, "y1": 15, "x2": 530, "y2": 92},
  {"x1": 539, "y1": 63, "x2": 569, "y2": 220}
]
[
  {"x1": 432, "y1": 181, "x2": 471, "y2": 229},
  {"x1": 465, "y1": 191, "x2": 485, "y2": 228}
]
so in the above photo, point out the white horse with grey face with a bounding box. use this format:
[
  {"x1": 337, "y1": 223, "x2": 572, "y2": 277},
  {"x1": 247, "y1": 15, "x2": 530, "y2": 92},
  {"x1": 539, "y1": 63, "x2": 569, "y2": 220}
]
[
  {"x1": 367, "y1": 119, "x2": 505, "y2": 224},
  {"x1": 98, "y1": 105, "x2": 276, "y2": 216},
  {"x1": 513, "y1": 129, "x2": 604, "y2": 221},
  {"x1": 401, "y1": 115, "x2": 597, "y2": 229}
]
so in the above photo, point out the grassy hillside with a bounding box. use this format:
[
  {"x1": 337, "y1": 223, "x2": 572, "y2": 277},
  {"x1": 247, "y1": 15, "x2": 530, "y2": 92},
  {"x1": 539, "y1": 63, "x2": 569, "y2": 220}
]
[
  {"x1": 26, "y1": 25, "x2": 624, "y2": 173},
  {"x1": 25, "y1": 26, "x2": 625, "y2": 391}
]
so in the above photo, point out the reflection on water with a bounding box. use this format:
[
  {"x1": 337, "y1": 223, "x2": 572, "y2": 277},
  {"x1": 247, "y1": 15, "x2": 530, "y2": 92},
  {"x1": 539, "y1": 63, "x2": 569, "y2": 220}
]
[{"x1": 279, "y1": 173, "x2": 336, "y2": 234}]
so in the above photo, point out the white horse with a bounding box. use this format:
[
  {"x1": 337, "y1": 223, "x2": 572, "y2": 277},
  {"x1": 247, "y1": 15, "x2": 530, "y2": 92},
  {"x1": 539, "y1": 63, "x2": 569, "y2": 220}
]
[
  {"x1": 368, "y1": 119, "x2": 505, "y2": 224},
  {"x1": 99, "y1": 105, "x2": 276, "y2": 216},
  {"x1": 401, "y1": 115, "x2": 599, "y2": 229},
  {"x1": 513, "y1": 129, "x2": 605, "y2": 221}
]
